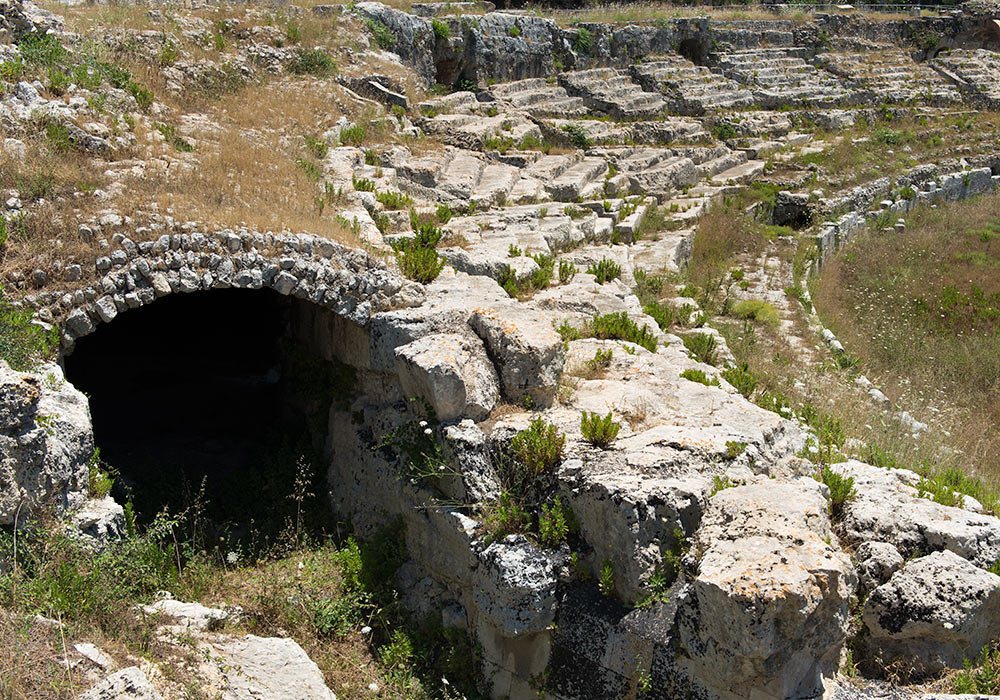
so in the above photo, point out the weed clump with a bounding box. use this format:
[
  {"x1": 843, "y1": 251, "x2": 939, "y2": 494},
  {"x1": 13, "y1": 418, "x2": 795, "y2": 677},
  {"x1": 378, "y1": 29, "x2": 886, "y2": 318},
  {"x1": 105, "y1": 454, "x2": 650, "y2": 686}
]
[
  {"x1": 580, "y1": 410, "x2": 620, "y2": 448},
  {"x1": 590, "y1": 312, "x2": 657, "y2": 352},
  {"x1": 511, "y1": 417, "x2": 565, "y2": 478},
  {"x1": 682, "y1": 333, "x2": 717, "y2": 365},
  {"x1": 587, "y1": 257, "x2": 622, "y2": 284}
]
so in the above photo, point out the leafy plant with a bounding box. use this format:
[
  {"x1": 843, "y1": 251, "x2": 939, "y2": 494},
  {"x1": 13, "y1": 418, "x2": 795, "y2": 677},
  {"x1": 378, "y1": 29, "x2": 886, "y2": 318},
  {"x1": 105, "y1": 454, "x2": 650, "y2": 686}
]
[
  {"x1": 376, "y1": 190, "x2": 413, "y2": 210},
  {"x1": 432, "y1": 18, "x2": 451, "y2": 39},
  {"x1": 339, "y1": 124, "x2": 367, "y2": 147},
  {"x1": 953, "y1": 645, "x2": 1000, "y2": 694},
  {"x1": 511, "y1": 417, "x2": 565, "y2": 478},
  {"x1": 364, "y1": 19, "x2": 395, "y2": 49},
  {"x1": 721, "y1": 362, "x2": 757, "y2": 398},
  {"x1": 557, "y1": 320, "x2": 582, "y2": 343},
  {"x1": 483, "y1": 491, "x2": 531, "y2": 542},
  {"x1": 682, "y1": 333, "x2": 717, "y2": 365},
  {"x1": 573, "y1": 27, "x2": 594, "y2": 55},
  {"x1": 580, "y1": 411, "x2": 620, "y2": 448},
  {"x1": 711, "y1": 475, "x2": 734, "y2": 495},
  {"x1": 395, "y1": 242, "x2": 444, "y2": 284},
  {"x1": 725, "y1": 441, "x2": 747, "y2": 459},
  {"x1": 680, "y1": 368, "x2": 719, "y2": 387},
  {"x1": 731, "y1": 299, "x2": 779, "y2": 327},
  {"x1": 539, "y1": 497, "x2": 570, "y2": 547},
  {"x1": 508, "y1": 24, "x2": 521, "y2": 37},
  {"x1": 643, "y1": 301, "x2": 672, "y2": 331},
  {"x1": 352, "y1": 175, "x2": 376, "y2": 192},
  {"x1": 558, "y1": 260, "x2": 577, "y2": 284},
  {"x1": 562, "y1": 123, "x2": 592, "y2": 149},
  {"x1": 87, "y1": 449, "x2": 115, "y2": 499},
  {"x1": 508, "y1": 243, "x2": 522, "y2": 257},
  {"x1": 586, "y1": 258, "x2": 622, "y2": 284},
  {"x1": 819, "y1": 465, "x2": 857, "y2": 517},
  {"x1": 590, "y1": 312, "x2": 656, "y2": 352},
  {"x1": 598, "y1": 560, "x2": 615, "y2": 596},
  {"x1": 0, "y1": 287, "x2": 58, "y2": 370}
]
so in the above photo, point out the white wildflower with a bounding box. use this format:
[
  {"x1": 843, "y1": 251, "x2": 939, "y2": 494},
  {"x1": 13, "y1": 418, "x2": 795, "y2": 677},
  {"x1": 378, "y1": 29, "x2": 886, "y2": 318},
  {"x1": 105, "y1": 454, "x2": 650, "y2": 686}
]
[
  {"x1": 362, "y1": 625, "x2": 373, "y2": 634},
  {"x1": 424, "y1": 428, "x2": 433, "y2": 436},
  {"x1": 226, "y1": 551, "x2": 239, "y2": 565},
  {"x1": 368, "y1": 682, "x2": 379, "y2": 692},
  {"x1": 419, "y1": 420, "x2": 428, "y2": 427}
]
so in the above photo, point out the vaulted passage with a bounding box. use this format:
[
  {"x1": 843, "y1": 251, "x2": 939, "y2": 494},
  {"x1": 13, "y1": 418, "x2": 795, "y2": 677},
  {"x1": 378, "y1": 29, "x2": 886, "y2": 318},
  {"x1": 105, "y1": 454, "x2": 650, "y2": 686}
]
[{"x1": 63, "y1": 290, "x2": 333, "y2": 531}]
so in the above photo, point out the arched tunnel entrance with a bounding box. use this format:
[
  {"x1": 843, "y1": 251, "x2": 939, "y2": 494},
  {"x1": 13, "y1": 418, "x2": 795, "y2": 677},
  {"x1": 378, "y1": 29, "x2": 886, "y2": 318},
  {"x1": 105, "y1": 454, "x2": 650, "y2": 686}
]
[{"x1": 63, "y1": 289, "x2": 338, "y2": 539}]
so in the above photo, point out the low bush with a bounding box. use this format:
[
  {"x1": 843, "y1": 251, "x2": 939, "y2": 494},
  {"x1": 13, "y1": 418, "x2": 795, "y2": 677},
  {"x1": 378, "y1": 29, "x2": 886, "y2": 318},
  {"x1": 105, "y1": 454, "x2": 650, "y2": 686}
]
[
  {"x1": 376, "y1": 190, "x2": 413, "y2": 210},
  {"x1": 558, "y1": 260, "x2": 577, "y2": 284},
  {"x1": 590, "y1": 312, "x2": 657, "y2": 352},
  {"x1": 731, "y1": 299, "x2": 779, "y2": 327},
  {"x1": 395, "y1": 242, "x2": 444, "y2": 284},
  {"x1": 680, "y1": 368, "x2": 719, "y2": 387},
  {"x1": 538, "y1": 496, "x2": 570, "y2": 547},
  {"x1": 819, "y1": 464, "x2": 857, "y2": 517},
  {"x1": 431, "y1": 18, "x2": 451, "y2": 40},
  {"x1": 580, "y1": 410, "x2": 620, "y2": 448},
  {"x1": 562, "y1": 123, "x2": 592, "y2": 149},
  {"x1": 643, "y1": 301, "x2": 672, "y2": 331},
  {"x1": 586, "y1": 257, "x2": 622, "y2": 284},
  {"x1": 511, "y1": 417, "x2": 565, "y2": 477},
  {"x1": 721, "y1": 362, "x2": 757, "y2": 398},
  {"x1": 682, "y1": 333, "x2": 717, "y2": 365}
]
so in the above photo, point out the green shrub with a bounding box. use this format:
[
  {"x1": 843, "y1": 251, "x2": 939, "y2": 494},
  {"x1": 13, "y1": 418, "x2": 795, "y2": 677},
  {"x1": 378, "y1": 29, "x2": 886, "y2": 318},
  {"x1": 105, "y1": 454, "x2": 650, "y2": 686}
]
[
  {"x1": 511, "y1": 417, "x2": 565, "y2": 477},
  {"x1": 585, "y1": 348, "x2": 613, "y2": 375},
  {"x1": 590, "y1": 312, "x2": 657, "y2": 352},
  {"x1": 953, "y1": 645, "x2": 1000, "y2": 694},
  {"x1": 711, "y1": 475, "x2": 734, "y2": 494},
  {"x1": 285, "y1": 22, "x2": 302, "y2": 44},
  {"x1": 586, "y1": 257, "x2": 622, "y2": 284},
  {"x1": 682, "y1": 333, "x2": 717, "y2": 365},
  {"x1": 820, "y1": 464, "x2": 857, "y2": 517},
  {"x1": 721, "y1": 362, "x2": 757, "y2": 398},
  {"x1": 432, "y1": 18, "x2": 451, "y2": 40},
  {"x1": 339, "y1": 123, "x2": 367, "y2": 147},
  {"x1": 395, "y1": 243, "x2": 444, "y2": 284},
  {"x1": 598, "y1": 559, "x2": 615, "y2": 596},
  {"x1": 558, "y1": 260, "x2": 577, "y2": 284},
  {"x1": 376, "y1": 190, "x2": 413, "y2": 210},
  {"x1": 155, "y1": 122, "x2": 194, "y2": 152},
  {"x1": 508, "y1": 24, "x2": 521, "y2": 37},
  {"x1": 643, "y1": 301, "x2": 672, "y2": 331},
  {"x1": 573, "y1": 27, "x2": 594, "y2": 54},
  {"x1": 17, "y1": 33, "x2": 67, "y2": 67},
  {"x1": 725, "y1": 440, "x2": 747, "y2": 458},
  {"x1": 364, "y1": 19, "x2": 395, "y2": 49},
  {"x1": 47, "y1": 68, "x2": 69, "y2": 95},
  {"x1": 539, "y1": 497, "x2": 569, "y2": 547},
  {"x1": 128, "y1": 82, "x2": 154, "y2": 111},
  {"x1": 530, "y1": 253, "x2": 554, "y2": 289},
  {"x1": 557, "y1": 320, "x2": 582, "y2": 343},
  {"x1": 484, "y1": 491, "x2": 531, "y2": 542},
  {"x1": 304, "y1": 135, "x2": 328, "y2": 159},
  {"x1": 99, "y1": 62, "x2": 131, "y2": 89},
  {"x1": 580, "y1": 410, "x2": 620, "y2": 448},
  {"x1": 483, "y1": 133, "x2": 514, "y2": 153},
  {"x1": 732, "y1": 299, "x2": 779, "y2": 327},
  {"x1": 498, "y1": 264, "x2": 520, "y2": 297},
  {"x1": 436, "y1": 204, "x2": 453, "y2": 224},
  {"x1": 411, "y1": 221, "x2": 443, "y2": 249},
  {"x1": 680, "y1": 368, "x2": 719, "y2": 387},
  {"x1": 508, "y1": 243, "x2": 522, "y2": 257},
  {"x1": 562, "y1": 123, "x2": 592, "y2": 149},
  {"x1": 87, "y1": 449, "x2": 115, "y2": 498},
  {"x1": 710, "y1": 121, "x2": 737, "y2": 141},
  {"x1": 158, "y1": 39, "x2": 178, "y2": 66},
  {"x1": 352, "y1": 175, "x2": 376, "y2": 192}
]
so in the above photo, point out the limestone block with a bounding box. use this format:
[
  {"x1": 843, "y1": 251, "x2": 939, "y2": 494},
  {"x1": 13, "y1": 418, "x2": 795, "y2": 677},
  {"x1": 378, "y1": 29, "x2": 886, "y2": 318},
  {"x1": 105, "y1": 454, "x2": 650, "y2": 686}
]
[
  {"x1": 473, "y1": 535, "x2": 558, "y2": 637},
  {"x1": 394, "y1": 333, "x2": 499, "y2": 421},
  {"x1": 855, "y1": 541, "x2": 904, "y2": 597},
  {"x1": 864, "y1": 550, "x2": 1000, "y2": 674},
  {"x1": 76, "y1": 667, "x2": 164, "y2": 700},
  {"x1": 209, "y1": 635, "x2": 338, "y2": 700},
  {"x1": 833, "y1": 460, "x2": 1000, "y2": 568},
  {"x1": 469, "y1": 305, "x2": 565, "y2": 406},
  {"x1": 0, "y1": 362, "x2": 92, "y2": 524}
]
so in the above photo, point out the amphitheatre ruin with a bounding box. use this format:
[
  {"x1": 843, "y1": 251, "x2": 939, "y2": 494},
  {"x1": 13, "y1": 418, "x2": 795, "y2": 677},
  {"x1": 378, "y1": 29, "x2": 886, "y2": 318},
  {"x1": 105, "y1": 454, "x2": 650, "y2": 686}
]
[{"x1": 3, "y1": 0, "x2": 1000, "y2": 697}]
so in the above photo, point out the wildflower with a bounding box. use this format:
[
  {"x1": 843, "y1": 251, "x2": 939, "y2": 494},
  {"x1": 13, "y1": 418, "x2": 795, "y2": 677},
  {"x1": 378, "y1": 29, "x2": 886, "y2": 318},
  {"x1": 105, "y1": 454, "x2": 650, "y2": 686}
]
[
  {"x1": 368, "y1": 682, "x2": 379, "y2": 692},
  {"x1": 362, "y1": 625, "x2": 373, "y2": 634},
  {"x1": 419, "y1": 420, "x2": 428, "y2": 427},
  {"x1": 226, "y1": 551, "x2": 239, "y2": 565},
  {"x1": 424, "y1": 427, "x2": 433, "y2": 436}
]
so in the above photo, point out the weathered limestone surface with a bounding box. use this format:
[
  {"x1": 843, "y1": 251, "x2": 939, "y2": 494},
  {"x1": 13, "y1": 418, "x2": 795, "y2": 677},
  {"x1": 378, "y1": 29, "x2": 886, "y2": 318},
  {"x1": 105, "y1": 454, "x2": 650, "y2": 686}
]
[
  {"x1": 0, "y1": 362, "x2": 92, "y2": 524},
  {"x1": 678, "y1": 480, "x2": 856, "y2": 700},
  {"x1": 76, "y1": 667, "x2": 164, "y2": 700},
  {"x1": 863, "y1": 550, "x2": 1000, "y2": 674}
]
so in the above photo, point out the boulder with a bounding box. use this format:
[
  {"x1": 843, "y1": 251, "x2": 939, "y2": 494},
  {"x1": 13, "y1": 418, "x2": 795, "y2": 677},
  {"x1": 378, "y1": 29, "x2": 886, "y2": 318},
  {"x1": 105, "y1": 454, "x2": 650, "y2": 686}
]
[
  {"x1": 142, "y1": 597, "x2": 230, "y2": 632},
  {"x1": 863, "y1": 550, "x2": 1000, "y2": 675},
  {"x1": 469, "y1": 305, "x2": 565, "y2": 407},
  {"x1": 394, "y1": 332, "x2": 500, "y2": 421},
  {"x1": 854, "y1": 541, "x2": 904, "y2": 597},
  {"x1": 833, "y1": 460, "x2": 1000, "y2": 568},
  {"x1": 0, "y1": 362, "x2": 93, "y2": 524},
  {"x1": 473, "y1": 535, "x2": 558, "y2": 637},
  {"x1": 76, "y1": 667, "x2": 163, "y2": 700},
  {"x1": 208, "y1": 635, "x2": 338, "y2": 700},
  {"x1": 678, "y1": 479, "x2": 856, "y2": 700},
  {"x1": 71, "y1": 496, "x2": 125, "y2": 544}
]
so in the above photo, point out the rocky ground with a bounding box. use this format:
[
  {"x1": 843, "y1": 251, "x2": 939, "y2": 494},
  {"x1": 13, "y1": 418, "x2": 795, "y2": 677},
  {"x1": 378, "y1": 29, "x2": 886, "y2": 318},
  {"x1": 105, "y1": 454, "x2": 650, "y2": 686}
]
[{"x1": 5, "y1": 0, "x2": 1000, "y2": 698}]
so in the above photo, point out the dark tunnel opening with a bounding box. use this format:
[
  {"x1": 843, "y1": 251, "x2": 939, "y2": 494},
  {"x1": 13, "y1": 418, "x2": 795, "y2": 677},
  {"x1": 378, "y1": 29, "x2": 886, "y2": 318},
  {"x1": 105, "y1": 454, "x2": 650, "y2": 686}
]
[{"x1": 63, "y1": 289, "x2": 333, "y2": 540}]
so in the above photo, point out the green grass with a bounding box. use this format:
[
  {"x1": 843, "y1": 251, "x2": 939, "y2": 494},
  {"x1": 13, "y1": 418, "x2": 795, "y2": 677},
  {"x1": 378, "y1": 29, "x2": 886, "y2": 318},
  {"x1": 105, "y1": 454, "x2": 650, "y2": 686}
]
[{"x1": 0, "y1": 288, "x2": 58, "y2": 371}]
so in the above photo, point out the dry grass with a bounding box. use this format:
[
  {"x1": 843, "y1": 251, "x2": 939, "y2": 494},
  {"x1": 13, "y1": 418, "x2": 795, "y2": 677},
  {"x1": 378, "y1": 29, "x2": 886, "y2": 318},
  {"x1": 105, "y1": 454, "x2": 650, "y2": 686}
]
[
  {"x1": 812, "y1": 191, "x2": 1000, "y2": 480},
  {"x1": 686, "y1": 199, "x2": 764, "y2": 293},
  {"x1": 795, "y1": 112, "x2": 1000, "y2": 191},
  {"x1": 0, "y1": 614, "x2": 84, "y2": 700}
]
